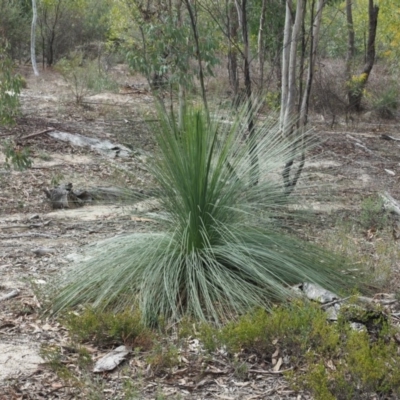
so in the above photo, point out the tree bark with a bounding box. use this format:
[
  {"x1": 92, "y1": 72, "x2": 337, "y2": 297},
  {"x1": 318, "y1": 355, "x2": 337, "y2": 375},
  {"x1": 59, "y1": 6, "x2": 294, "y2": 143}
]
[
  {"x1": 31, "y1": 0, "x2": 39, "y2": 76},
  {"x1": 235, "y1": 0, "x2": 259, "y2": 185},
  {"x1": 184, "y1": 0, "x2": 208, "y2": 112},
  {"x1": 300, "y1": 0, "x2": 325, "y2": 127},
  {"x1": 345, "y1": 0, "x2": 355, "y2": 75},
  {"x1": 280, "y1": 0, "x2": 292, "y2": 132},
  {"x1": 227, "y1": 0, "x2": 239, "y2": 97},
  {"x1": 348, "y1": 0, "x2": 379, "y2": 112},
  {"x1": 257, "y1": 0, "x2": 267, "y2": 88}
]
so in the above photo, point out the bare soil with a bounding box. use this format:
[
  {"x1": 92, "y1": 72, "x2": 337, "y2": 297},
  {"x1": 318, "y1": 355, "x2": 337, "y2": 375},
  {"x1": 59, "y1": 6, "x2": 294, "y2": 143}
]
[{"x1": 0, "y1": 65, "x2": 400, "y2": 399}]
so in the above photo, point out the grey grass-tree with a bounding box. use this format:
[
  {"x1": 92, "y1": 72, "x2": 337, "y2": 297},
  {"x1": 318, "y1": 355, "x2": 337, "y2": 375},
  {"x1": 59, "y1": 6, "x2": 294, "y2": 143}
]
[{"x1": 49, "y1": 103, "x2": 348, "y2": 325}]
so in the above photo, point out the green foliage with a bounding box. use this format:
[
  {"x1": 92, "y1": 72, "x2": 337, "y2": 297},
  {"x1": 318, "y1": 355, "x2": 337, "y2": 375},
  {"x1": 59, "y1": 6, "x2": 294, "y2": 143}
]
[
  {"x1": 202, "y1": 303, "x2": 340, "y2": 359},
  {"x1": 110, "y1": 1, "x2": 219, "y2": 91},
  {"x1": 2, "y1": 140, "x2": 32, "y2": 171},
  {"x1": 146, "y1": 343, "x2": 180, "y2": 373},
  {"x1": 299, "y1": 328, "x2": 400, "y2": 399},
  {"x1": 56, "y1": 52, "x2": 118, "y2": 104},
  {"x1": 64, "y1": 308, "x2": 154, "y2": 348},
  {"x1": 194, "y1": 301, "x2": 400, "y2": 399},
  {"x1": 321, "y1": 0, "x2": 400, "y2": 60},
  {"x1": 265, "y1": 90, "x2": 281, "y2": 111},
  {"x1": 346, "y1": 73, "x2": 368, "y2": 98},
  {"x1": 49, "y1": 104, "x2": 348, "y2": 324},
  {"x1": 0, "y1": 45, "x2": 22, "y2": 125},
  {"x1": 371, "y1": 86, "x2": 399, "y2": 119},
  {"x1": 359, "y1": 195, "x2": 388, "y2": 230},
  {"x1": 38, "y1": 0, "x2": 112, "y2": 65},
  {"x1": 0, "y1": 0, "x2": 31, "y2": 59}
]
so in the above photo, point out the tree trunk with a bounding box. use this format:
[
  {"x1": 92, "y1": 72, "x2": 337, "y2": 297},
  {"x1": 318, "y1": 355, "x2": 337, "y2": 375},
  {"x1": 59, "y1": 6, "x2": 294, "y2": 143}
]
[
  {"x1": 257, "y1": 0, "x2": 267, "y2": 89},
  {"x1": 345, "y1": 0, "x2": 355, "y2": 76},
  {"x1": 31, "y1": 0, "x2": 39, "y2": 76},
  {"x1": 185, "y1": 0, "x2": 208, "y2": 112},
  {"x1": 281, "y1": 0, "x2": 305, "y2": 195},
  {"x1": 236, "y1": 0, "x2": 259, "y2": 185},
  {"x1": 347, "y1": 0, "x2": 379, "y2": 112},
  {"x1": 300, "y1": 0, "x2": 325, "y2": 127},
  {"x1": 282, "y1": 0, "x2": 305, "y2": 138},
  {"x1": 227, "y1": 0, "x2": 239, "y2": 97},
  {"x1": 280, "y1": 0, "x2": 292, "y2": 132}
]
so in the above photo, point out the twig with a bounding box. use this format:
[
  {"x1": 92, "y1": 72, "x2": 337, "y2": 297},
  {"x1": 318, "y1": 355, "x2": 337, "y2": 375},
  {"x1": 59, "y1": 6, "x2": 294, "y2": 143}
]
[
  {"x1": 0, "y1": 233, "x2": 57, "y2": 239},
  {"x1": 249, "y1": 368, "x2": 293, "y2": 374},
  {"x1": 0, "y1": 289, "x2": 20, "y2": 302},
  {"x1": 18, "y1": 128, "x2": 54, "y2": 141}
]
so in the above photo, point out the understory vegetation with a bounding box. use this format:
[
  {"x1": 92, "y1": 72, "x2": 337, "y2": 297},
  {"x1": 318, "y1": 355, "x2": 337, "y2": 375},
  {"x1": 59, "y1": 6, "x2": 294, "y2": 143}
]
[{"x1": 41, "y1": 297, "x2": 400, "y2": 400}]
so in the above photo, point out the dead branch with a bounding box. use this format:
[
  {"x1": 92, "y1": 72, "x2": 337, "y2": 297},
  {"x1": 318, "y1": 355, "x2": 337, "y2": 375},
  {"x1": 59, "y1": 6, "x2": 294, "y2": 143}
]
[
  {"x1": 381, "y1": 134, "x2": 400, "y2": 142},
  {"x1": 0, "y1": 289, "x2": 20, "y2": 302},
  {"x1": 381, "y1": 192, "x2": 400, "y2": 215},
  {"x1": 18, "y1": 128, "x2": 54, "y2": 141}
]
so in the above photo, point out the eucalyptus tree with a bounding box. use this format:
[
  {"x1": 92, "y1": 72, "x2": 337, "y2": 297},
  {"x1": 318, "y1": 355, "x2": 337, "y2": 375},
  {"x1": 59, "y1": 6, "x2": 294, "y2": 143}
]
[
  {"x1": 110, "y1": 0, "x2": 219, "y2": 119},
  {"x1": 346, "y1": 0, "x2": 379, "y2": 112},
  {"x1": 31, "y1": 0, "x2": 39, "y2": 76},
  {"x1": 38, "y1": 0, "x2": 111, "y2": 66},
  {"x1": 280, "y1": 0, "x2": 327, "y2": 195}
]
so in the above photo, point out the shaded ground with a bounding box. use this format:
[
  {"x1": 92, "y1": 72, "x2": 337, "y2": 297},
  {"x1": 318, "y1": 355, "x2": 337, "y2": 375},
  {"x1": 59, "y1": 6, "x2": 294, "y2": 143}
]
[{"x1": 0, "y1": 65, "x2": 400, "y2": 399}]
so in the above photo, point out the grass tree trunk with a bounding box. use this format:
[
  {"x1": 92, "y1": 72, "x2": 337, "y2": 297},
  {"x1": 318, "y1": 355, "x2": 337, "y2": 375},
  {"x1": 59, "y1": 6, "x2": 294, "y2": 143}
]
[
  {"x1": 31, "y1": 0, "x2": 39, "y2": 76},
  {"x1": 347, "y1": 0, "x2": 379, "y2": 112}
]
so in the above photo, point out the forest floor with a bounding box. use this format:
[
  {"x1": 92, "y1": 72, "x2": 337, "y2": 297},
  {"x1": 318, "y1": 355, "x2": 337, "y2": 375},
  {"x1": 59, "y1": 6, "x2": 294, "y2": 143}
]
[{"x1": 0, "y1": 65, "x2": 400, "y2": 399}]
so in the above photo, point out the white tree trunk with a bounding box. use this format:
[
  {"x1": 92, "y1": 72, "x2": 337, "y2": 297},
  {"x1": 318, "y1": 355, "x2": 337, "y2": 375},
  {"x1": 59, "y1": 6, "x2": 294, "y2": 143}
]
[
  {"x1": 31, "y1": 0, "x2": 39, "y2": 76},
  {"x1": 282, "y1": 0, "x2": 305, "y2": 137},
  {"x1": 280, "y1": 0, "x2": 292, "y2": 131},
  {"x1": 300, "y1": 0, "x2": 326, "y2": 127},
  {"x1": 257, "y1": 0, "x2": 267, "y2": 88}
]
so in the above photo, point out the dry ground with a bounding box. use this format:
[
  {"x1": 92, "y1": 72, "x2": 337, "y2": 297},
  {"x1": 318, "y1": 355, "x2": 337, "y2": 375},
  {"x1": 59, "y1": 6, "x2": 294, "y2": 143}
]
[{"x1": 0, "y1": 65, "x2": 400, "y2": 399}]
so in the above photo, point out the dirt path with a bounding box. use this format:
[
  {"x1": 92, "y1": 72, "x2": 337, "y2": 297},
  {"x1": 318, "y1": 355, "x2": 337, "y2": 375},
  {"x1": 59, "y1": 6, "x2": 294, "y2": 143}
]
[{"x1": 0, "y1": 66, "x2": 399, "y2": 399}]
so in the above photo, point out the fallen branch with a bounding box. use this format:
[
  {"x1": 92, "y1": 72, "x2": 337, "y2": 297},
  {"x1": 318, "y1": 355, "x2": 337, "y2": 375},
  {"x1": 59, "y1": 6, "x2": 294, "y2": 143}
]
[
  {"x1": 0, "y1": 233, "x2": 57, "y2": 239},
  {"x1": 18, "y1": 127, "x2": 54, "y2": 141},
  {"x1": 381, "y1": 192, "x2": 400, "y2": 215},
  {"x1": 0, "y1": 289, "x2": 20, "y2": 302},
  {"x1": 381, "y1": 134, "x2": 400, "y2": 142}
]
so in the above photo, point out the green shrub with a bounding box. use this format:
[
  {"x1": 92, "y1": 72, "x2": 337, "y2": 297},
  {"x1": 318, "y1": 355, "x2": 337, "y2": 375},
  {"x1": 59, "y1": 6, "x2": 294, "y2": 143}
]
[
  {"x1": 56, "y1": 51, "x2": 118, "y2": 104},
  {"x1": 64, "y1": 308, "x2": 154, "y2": 349},
  {"x1": 372, "y1": 86, "x2": 398, "y2": 119},
  {"x1": 359, "y1": 195, "x2": 388, "y2": 231},
  {"x1": 3, "y1": 140, "x2": 32, "y2": 170},
  {"x1": 0, "y1": 43, "x2": 22, "y2": 125}
]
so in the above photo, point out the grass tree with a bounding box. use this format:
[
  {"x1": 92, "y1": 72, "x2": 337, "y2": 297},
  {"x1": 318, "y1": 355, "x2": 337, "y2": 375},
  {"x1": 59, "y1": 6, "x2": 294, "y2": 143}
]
[{"x1": 50, "y1": 105, "x2": 347, "y2": 325}]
